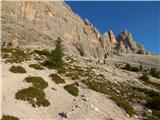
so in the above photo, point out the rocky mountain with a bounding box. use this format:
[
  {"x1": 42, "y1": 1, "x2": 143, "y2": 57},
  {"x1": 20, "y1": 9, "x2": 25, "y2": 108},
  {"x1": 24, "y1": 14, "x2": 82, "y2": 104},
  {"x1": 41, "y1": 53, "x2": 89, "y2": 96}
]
[
  {"x1": 1, "y1": 1, "x2": 160, "y2": 120},
  {"x1": 1, "y1": 1, "x2": 154, "y2": 59}
]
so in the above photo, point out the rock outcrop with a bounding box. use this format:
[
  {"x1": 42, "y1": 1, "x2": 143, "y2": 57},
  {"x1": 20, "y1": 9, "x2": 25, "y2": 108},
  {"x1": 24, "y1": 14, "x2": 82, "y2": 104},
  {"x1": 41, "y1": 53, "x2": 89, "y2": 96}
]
[
  {"x1": 1, "y1": 1, "x2": 154, "y2": 58},
  {"x1": 115, "y1": 29, "x2": 152, "y2": 55}
]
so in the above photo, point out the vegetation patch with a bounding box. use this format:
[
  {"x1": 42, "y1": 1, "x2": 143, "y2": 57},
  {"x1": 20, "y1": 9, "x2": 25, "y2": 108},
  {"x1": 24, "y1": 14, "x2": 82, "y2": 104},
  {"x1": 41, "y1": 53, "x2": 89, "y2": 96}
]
[
  {"x1": 65, "y1": 72, "x2": 79, "y2": 80},
  {"x1": 146, "y1": 96, "x2": 160, "y2": 110},
  {"x1": 1, "y1": 115, "x2": 19, "y2": 120},
  {"x1": 1, "y1": 48, "x2": 32, "y2": 63},
  {"x1": 15, "y1": 87, "x2": 50, "y2": 107},
  {"x1": 111, "y1": 96, "x2": 134, "y2": 116},
  {"x1": 49, "y1": 73, "x2": 65, "y2": 84},
  {"x1": 57, "y1": 67, "x2": 67, "y2": 74},
  {"x1": 139, "y1": 73, "x2": 149, "y2": 81},
  {"x1": 24, "y1": 76, "x2": 48, "y2": 89},
  {"x1": 64, "y1": 84, "x2": 79, "y2": 96},
  {"x1": 9, "y1": 65, "x2": 26, "y2": 73},
  {"x1": 149, "y1": 68, "x2": 160, "y2": 79},
  {"x1": 15, "y1": 76, "x2": 50, "y2": 107},
  {"x1": 121, "y1": 64, "x2": 139, "y2": 72},
  {"x1": 29, "y1": 64, "x2": 44, "y2": 70},
  {"x1": 42, "y1": 37, "x2": 64, "y2": 69},
  {"x1": 34, "y1": 49, "x2": 51, "y2": 58},
  {"x1": 139, "y1": 74, "x2": 160, "y2": 91}
]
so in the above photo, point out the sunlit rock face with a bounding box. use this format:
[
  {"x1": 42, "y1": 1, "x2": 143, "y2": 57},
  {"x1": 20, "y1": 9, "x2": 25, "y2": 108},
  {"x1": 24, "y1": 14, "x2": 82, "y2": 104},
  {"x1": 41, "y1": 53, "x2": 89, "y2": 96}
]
[{"x1": 1, "y1": 1, "x2": 154, "y2": 58}]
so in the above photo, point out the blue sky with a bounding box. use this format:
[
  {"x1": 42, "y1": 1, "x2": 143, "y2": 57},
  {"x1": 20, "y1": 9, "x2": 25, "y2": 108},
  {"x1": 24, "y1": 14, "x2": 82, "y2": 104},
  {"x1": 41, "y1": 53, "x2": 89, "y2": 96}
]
[{"x1": 65, "y1": 1, "x2": 160, "y2": 54}]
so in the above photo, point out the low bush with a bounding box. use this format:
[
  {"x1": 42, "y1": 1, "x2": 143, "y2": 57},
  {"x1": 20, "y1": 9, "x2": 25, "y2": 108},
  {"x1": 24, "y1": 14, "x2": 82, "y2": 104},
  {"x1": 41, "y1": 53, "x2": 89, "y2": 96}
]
[
  {"x1": 2, "y1": 48, "x2": 31, "y2": 63},
  {"x1": 139, "y1": 73, "x2": 149, "y2": 81},
  {"x1": 1, "y1": 115, "x2": 19, "y2": 120},
  {"x1": 150, "y1": 68, "x2": 160, "y2": 78},
  {"x1": 152, "y1": 110, "x2": 160, "y2": 119},
  {"x1": 49, "y1": 73, "x2": 65, "y2": 84},
  {"x1": 29, "y1": 64, "x2": 44, "y2": 70},
  {"x1": 139, "y1": 74, "x2": 160, "y2": 91},
  {"x1": 64, "y1": 84, "x2": 79, "y2": 96},
  {"x1": 146, "y1": 96, "x2": 160, "y2": 110},
  {"x1": 15, "y1": 76, "x2": 50, "y2": 107},
  {"x1": 122, "y1": 64, "x2": 139, "y2": 72},
  {"x1": 57, "y1": 67, "x2": 67, "y2": 74},
  {"x1": 9, "y1": 66, "x2": 26, "y2": 73},
  {"x1": 122, "y1": 64, "x2": 132, "y2": 71},
  {"x1": 65, "y1": 72, "x2": 79, "y2": 80},
  {"x1": 15, "y1": 87, "x2": 50, "y2": 107},
  {"x1": 25, "y1": 76, "x2": 48, "y2": 89},
  {"x1": 139, "y1": 64, "x2": 143, "y2": 72}
]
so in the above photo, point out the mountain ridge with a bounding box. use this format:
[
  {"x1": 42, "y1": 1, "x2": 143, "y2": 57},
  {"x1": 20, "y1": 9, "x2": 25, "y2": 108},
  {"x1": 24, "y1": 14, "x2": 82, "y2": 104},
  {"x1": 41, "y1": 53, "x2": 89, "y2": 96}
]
[{"x1": 1, "y1": 1, "x2": 155, "y2": 59}]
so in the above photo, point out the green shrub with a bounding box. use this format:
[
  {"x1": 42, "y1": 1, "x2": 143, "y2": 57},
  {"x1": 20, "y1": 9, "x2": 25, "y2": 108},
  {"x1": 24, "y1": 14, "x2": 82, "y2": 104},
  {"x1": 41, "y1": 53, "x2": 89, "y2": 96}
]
[
  {"x1": 139, "y1": 74, "x2": 160, "y2": 91},
  {"x1": 49, "y1": 73, "x2": 65, "y2": 84},
  {"x1": 64, "y1": 84, "x2": 79, "y2": 96},
  {"x1": 25, "y1": 76, "x2": 48, "y2": 89},
  {"x1": 122, "y1": 64, "x2": 139, "y2": 72},
  {"x1": 2, "y1": 48, "x2": 31, "y2": 63},
  {"x1": 65, "y1": 72, "x2": 79, "y2": 80},
  {"x1": 150, "y1": 68, "x2": 160, "y2": 78},
  {"x1": 111, "y1": 96, "x2": 134, "y2": 116},
  {"x1": 1, "y1": 115, "x2": 19, "y2": 120},
  {"x1": 15, "y1": 76, "x2": 50, "y2": 107},
  {"x1": 29, "y1": 64, "x2": 44, "y2": 70},
  {"x1": 139, "y1": 64, "x2": 143, "y2": 72},
  {"x1": 139, "y1": 73, "x2": 149, "y2": 81},
  {"x1": 123, "y1": 64, "x2": 132, "y2": 71},
  {"x1": 57, "y1": 67, "x2": 67, "y2": 74},
  {"x1": 131, "y1": 67, "x2": 139, "y2": 72},
  {"x1": 15, "y1": 87, "x2": 50, "y2": 107},
  {"x1": 146, "y1": 96, "x2": 160, "y2": 110},
  {"x1": 9, "y1": 66, "x2": 26, "y2": 73}
]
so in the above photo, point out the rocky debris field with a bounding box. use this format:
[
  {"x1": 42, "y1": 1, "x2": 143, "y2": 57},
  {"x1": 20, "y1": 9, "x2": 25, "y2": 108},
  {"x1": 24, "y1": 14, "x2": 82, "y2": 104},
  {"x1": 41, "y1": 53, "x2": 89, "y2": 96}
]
[{"x1": 1, "y1": 48, "x2": 160, "y2": 120}]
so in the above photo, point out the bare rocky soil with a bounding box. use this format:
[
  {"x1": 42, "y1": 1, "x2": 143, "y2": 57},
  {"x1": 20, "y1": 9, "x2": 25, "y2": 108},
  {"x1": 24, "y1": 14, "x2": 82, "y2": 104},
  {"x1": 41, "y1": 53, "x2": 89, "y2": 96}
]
[{"x1": 1, "y1": 48, "x2": 160, "y2": 120}]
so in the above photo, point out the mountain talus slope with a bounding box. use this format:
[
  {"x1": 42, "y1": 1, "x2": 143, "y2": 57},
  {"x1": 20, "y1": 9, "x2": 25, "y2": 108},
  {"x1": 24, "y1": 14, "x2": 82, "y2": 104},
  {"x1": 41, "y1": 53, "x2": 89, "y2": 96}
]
[{"x1": 1, "y1": 1, "x2": 154, "y2": 59}]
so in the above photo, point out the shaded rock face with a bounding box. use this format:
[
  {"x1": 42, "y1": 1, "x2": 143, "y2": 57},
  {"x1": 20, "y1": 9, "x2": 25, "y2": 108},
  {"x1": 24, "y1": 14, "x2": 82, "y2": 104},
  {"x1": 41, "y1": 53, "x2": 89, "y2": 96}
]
[{"x1": 1, "y1": 1, "x2": 154, "y2": 58}]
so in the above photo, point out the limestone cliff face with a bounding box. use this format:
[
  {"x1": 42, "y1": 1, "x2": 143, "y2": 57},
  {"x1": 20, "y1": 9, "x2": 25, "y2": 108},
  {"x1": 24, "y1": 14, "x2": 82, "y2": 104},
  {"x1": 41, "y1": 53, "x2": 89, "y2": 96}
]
[
  {"x1": 1, "y1": 1, "x2": 107, "y2": 59},
  {"x1": 1, "y1": 1, "x2": 154, "y2": 58}
]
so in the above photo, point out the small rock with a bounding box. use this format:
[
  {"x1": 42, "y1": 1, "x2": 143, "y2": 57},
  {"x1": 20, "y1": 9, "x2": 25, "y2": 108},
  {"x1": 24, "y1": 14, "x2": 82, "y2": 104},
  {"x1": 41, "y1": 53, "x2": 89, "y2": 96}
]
[
  {"x1": 52, "y1": 87, "x2": 56, "y2": 91},
  {"x1": 58, "y1": 112, "x2": 68, "y2": 118},
  {"x1": 90, "y1": 104, "x2": 99, "y2": 112}
]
